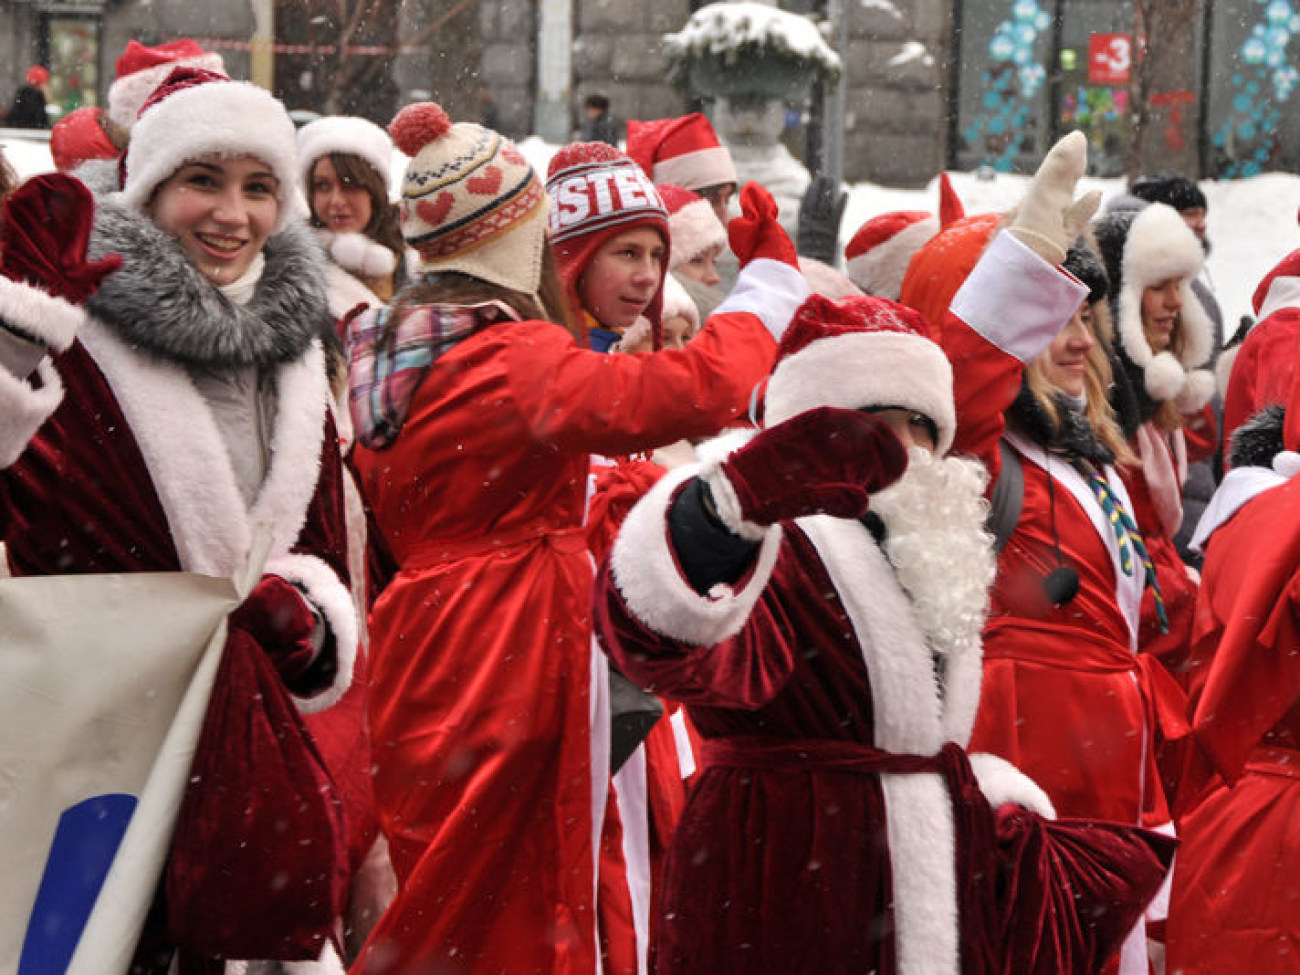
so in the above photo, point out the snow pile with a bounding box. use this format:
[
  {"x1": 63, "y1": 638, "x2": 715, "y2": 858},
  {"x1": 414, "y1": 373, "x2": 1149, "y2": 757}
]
[{"x1": 663, "y1": 2, "x2": 842, "y2": 82}]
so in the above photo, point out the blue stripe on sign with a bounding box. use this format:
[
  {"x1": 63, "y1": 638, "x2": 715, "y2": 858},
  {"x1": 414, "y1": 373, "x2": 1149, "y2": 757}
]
[{"x1": 19, "y1": 793, "x2": 137, "y2": 975}]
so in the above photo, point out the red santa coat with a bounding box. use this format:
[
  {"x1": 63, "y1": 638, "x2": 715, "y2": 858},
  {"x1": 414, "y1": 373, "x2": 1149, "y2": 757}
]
[
  {"x1": 348, "y1": 259, "x2": 805, "y2": 975},
  {"x1": 1165, "y1": 470, "x2": 1300, "y2": 972},
  {"x1": 592, "y1": 234, "x2": 1174, "y2": 973},
  {"x1": 941, "y1": 246, "x2": 1184, "y2": 832}
]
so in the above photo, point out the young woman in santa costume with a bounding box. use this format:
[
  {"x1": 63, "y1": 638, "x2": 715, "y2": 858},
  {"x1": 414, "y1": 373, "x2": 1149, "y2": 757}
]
[
  {"x1": 591, "y1": 132, "x2": 1174, "y2": 975},
  {"x1": 1162, "y1": 352, "x2": 1300, "y2": 972},
  {"x1": 902, "y1": 133, "x2": 1188, "y2": 975},
  {"x1": 0, "y1": 68, "x2": 358, "y2": 972},
  {"x1": 345, "y1": 102, "x2": 809, "y2": 975}
]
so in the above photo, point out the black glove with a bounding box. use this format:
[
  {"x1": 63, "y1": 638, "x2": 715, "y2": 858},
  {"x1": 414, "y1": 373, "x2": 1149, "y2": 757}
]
[{"x1": 796, "y1": 174, "x2": 848, "y2": 266}]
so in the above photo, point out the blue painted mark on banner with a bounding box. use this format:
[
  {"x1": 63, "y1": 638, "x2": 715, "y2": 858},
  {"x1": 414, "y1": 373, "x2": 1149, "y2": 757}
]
[{"x1": 18, "y1": 793, "x2": 137, "y2": 975}]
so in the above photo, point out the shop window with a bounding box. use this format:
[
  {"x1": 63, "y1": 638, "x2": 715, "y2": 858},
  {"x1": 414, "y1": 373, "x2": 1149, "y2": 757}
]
[{"x1": 42, "y1": 15, "x2": 102, "y2": 122}]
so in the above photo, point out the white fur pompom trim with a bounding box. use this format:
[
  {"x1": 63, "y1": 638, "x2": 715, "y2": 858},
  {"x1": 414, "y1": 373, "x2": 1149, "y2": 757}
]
[
  {"x1": 265, "y1": 552, "x2": 359, "y2": 714},
  {"x1": 1274, "y1": 451, "x2": 1300, "y2": 479},
  {"x1": 330, "y1": 232, "x2": 397, "y2": 278},
  {"x1": 609, "y1": 461, "x2": 783, "y2": 648},
  {"x1": 1144, "y1": 350, "x2": 1187, "y2": 402},
  {"x1": 968, "y1": 751, "x2": 1057, "y2": 819},
  {"x1": 1175, "y1": 368, "x2": 1216, "y2": 414}
]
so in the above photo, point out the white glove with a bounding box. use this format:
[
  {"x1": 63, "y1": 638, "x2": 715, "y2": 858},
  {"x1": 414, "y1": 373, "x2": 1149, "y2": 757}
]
[{"x1": 1009, "y1": 131, "x2": 1101, "y2": 265}]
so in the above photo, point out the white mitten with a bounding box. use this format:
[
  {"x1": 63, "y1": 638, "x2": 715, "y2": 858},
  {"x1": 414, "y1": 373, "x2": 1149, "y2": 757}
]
[{"x1": 1009, "y1": 131, "x2": 1101, "y2": 265}]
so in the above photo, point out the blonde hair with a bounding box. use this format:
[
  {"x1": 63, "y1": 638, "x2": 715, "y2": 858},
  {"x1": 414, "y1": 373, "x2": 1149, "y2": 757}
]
[
  {"x1": 1143, "y1": 297, "x2": 1190, "y2": 433},
  {"x1": 1020, "y1": 298, "x2": 1137, "y2": 467}
]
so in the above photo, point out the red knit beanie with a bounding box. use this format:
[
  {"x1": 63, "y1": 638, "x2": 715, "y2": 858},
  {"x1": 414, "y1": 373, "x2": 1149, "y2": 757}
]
[{"x1": 545, "y1": 141, "x2": 670, "y2": 332}]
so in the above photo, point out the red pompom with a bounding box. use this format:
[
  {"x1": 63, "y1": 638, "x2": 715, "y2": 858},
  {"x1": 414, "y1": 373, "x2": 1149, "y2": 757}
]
[{"x1": 389, "y1": 102, "x2": 452, "y2": 156}]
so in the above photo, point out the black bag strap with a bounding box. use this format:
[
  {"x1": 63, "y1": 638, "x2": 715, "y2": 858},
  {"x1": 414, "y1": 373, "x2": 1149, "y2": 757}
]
[{"x1": 986, "y1": 439, "x2": 1024, "y2": 553}]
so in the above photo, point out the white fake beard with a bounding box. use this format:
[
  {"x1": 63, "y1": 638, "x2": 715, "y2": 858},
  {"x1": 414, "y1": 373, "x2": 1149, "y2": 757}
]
[{"x1": 869, "y1": 447, "x2": 997, "y2": 667}]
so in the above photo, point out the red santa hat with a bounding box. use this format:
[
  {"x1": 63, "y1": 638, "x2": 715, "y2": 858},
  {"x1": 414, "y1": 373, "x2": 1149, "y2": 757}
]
[
  {"x1": 25, "y1": 65, "x2": 50, "y2": 87},
  {"x1": 844, "y1": 210, "x2": 937, "y2": 299},
  {"x1": 296, "y1": 115, "x2": 396, "y2": 199},
  {"x1": 107, "y1": 39, "x2": 225, "y2": 131},
  {"x1": 117, "y1": 68, "x2": 300, "y2": 233},
  {"x1": 389, "y1": 101, "x2": 547, "y2": 296},
  {"x1": 546, "y1": 141, "x2": 670, "y2": 330},
  {"x1": 1252, "y1": 247, "x2": 1300, "y2": 317},
  {"x1": 657, "y1": 184, "x2": 726, "y2": 271},
  {"x1": 50, "y1": 106, "x2": 120, "y2": 173},
  {"x1": 763, "y1": 292, "x2": 955, "y2": 454},
  {"x1": 625, "y1": 113, "x2": 737, "y2": 193}
]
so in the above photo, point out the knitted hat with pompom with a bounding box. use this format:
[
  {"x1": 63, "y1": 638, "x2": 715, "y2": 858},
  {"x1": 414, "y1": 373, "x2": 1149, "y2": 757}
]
[{"x1": 389, "y1": 102, "x2": 547, "y2": 297}]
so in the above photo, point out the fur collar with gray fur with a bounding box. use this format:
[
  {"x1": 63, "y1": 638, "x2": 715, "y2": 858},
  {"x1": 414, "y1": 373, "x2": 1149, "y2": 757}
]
[{"x1": 86, "y1": 199, "x2": 330, "y2": 370}]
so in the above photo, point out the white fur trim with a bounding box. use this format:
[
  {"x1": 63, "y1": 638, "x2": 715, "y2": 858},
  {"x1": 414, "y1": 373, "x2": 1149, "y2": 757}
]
[
  {"x1": 296, "y1": 116, "x2": 395, "y2": 199},
  {"x1": 1215, "y1": 344, "x2": 1239, "y2": 399},
  {"x1": 609, "y1": 462, "x2": 783, "y2": 647},
  {"x1": 1174, "y1": 368, "x2": 1216, "y2": 414},
  {"x1": 0, "y1": 277, "x2": 85, "y2": 352},
  {"x1": 1275, "y1": 450, "x2": 1300, "y2": 478},
  {"x1": 660, "y1": 273, "x2": 700, "y2": 334},
  {"x1": 844, "y1": 217, "x2": 937, "y2": 299},
  {"x1": 106, "y1": 52, "x2": 225, "y2": 131},
  {"x1": 764, "y1": 332, "x2": 957, "y2": 454},
  {"x1": 694, "y1": 427, "x2": 768, "y2": 540},
  {"x1": 117, "y1": 80, "x2": 299, "y2": 232},
  {"x1": 266, "y1": 551, "x2": 359, "y2": 713},
  {"x1": 651, "y1": 147, "x2": 736, "y2": 193},
  {"x1": 667, "y1": 198, "x2": 727, "y2": 268},
  {"x1": 1189, "y1": 465, "x2": 1286, "y2": 553},
  {"x1": 78, "y1": 319, "x2": 331, "y2": 578},
  {"x1": 0, "y1": 357, "x2": 63, "y2": 468},
  {"x1": 968, "y1": 751, "x2": 1057, "y2": 818},
  {"x1": 329, "y1": 232, "x2": 397, "y2": 278},
  {"x1": 951, "y1": 230, "x2": 1088, "y2": 363},
  {"x1": 1144, "y1": 350, "x2": 1186, "y2": 401},
  {"x1": 799, "y1": 515, "x2": 960, "y2": 973},
  {"x1": 1256, "y1": 274, "x2": 1300, "y2": 322},
  {"x1": 712, "y1": 258, "x2": 809, "y2": 342}
]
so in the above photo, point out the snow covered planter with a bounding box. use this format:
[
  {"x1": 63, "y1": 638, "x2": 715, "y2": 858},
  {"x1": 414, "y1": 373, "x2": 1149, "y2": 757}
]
[{"x1": 664, "y1": 1, "x2": 842, "y2": 102}]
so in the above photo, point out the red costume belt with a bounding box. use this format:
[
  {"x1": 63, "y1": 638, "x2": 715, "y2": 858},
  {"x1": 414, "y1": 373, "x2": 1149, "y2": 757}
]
[{"x1": 402, "y1": 523, "x2": 587, "y2": 567}]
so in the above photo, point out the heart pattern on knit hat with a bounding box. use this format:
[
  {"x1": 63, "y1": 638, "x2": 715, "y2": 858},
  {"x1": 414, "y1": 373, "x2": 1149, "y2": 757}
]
[
  {"x1": 416, "y1": 191, "x2": 455, "y2": 227},
  {"x1": 501, "y1": 144, "x2": 526, "y2": 166},
  {"x1": 466, "y1": 165, "x2": 503, "y2": 196}
]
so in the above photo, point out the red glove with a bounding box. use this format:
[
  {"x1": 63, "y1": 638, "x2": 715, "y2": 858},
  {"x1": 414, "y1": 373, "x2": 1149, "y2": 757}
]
[
  {"x1": 727, "y1": 181, "x2": 799, "y2": 269},
  {"x1": 711, "y1": 407, "x2": 909, "y2": 530},
  {"x1": 2, "y1": 173, "x2": 121, "y2": 304},
  {"x1": 229, "y1": 575, "x2": 320, "y2": 688}
]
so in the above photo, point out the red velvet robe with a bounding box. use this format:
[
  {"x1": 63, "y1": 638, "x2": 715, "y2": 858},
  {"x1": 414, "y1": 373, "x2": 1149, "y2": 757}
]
[{"x1": 0, "y1": 306, "x2": 355, "y2": 967}]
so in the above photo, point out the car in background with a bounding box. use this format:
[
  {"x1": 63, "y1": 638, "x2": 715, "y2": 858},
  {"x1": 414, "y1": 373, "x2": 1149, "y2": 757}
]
[{"x1": 1, "y1": 127, "x2": 54, "y2": 179}]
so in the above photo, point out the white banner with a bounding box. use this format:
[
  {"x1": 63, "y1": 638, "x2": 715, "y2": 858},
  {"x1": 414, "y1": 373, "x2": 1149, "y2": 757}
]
[{"x1": 0, "y1": 541, "x2": 266, "y2": 975}]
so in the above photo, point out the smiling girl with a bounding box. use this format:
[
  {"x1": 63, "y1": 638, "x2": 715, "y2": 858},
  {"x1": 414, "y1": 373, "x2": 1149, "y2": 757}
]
[
  {"x1": 297, "y1": 116, "x2": 405, "y2": 315},
  {"x1": 0, "y1": 67, "x2": 357, "y2": 972}
]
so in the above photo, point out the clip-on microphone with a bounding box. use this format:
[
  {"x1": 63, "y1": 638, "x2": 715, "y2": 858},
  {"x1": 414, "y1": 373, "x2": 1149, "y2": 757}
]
[{"x1": 1043, "y1": 457, "x2": 1080, "y2": 606}]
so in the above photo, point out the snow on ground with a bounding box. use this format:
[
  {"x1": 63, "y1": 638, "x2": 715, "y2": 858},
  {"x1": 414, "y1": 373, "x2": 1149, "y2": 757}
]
[{"x1": 8, "y1": 127, "x2": 1297, "y2": 336}]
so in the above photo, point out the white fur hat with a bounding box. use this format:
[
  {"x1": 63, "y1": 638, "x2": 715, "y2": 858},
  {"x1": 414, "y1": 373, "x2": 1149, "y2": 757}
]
[
  {"x1": 296, "y1": 116, "x2": 396, "y2": 200},
  {"x1": 1110, "y1": 202, "x2": 1216, "y2": 411},
  {"x1": 117, "y1": 68, "x2": 300, "y2": 233}
]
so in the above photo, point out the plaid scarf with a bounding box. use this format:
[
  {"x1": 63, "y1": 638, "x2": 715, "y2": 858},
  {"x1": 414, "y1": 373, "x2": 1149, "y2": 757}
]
[{"x1": 347, "y1": 299, "x2": 520, "y2": 450}]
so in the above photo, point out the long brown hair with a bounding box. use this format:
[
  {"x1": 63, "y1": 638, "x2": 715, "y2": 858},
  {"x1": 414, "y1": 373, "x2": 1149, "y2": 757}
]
[
  {"x1": 1144, "y1": 295, "x2": 1190, "y2": 434},
  {"x1": 388, "y1": 244, "x2": 580, "y2": 341},
  {"x1": 1020, "y1": 298, "x2": 1138, "y2": 467},
  {"x1": 308, "y1": 151, "x2": 405, "y2": 270}
]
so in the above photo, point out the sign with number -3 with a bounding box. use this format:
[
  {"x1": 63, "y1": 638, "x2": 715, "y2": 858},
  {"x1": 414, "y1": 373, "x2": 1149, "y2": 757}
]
[{"x1": 1088, "y1": 33, "x2": 1132, "y2": 85}]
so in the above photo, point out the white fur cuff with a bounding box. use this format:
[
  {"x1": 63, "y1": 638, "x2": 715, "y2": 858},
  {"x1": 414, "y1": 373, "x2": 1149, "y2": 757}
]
[
  {"x1": 968, "y1": 751, "x2": 1057, "y2": 819},
  {"x1": 712, "y1": 258, "x2": 810, "y2": 342},
  {"x1": 266, "y1": 552, "x2": 359, "y2": 714},
  {"x1": 0, "y1": 277, "x2": 85, "y2": 353},
  {"x1": 0, "y1": 357, "x2": 64, "y2": 468},
  {"x1": 609, "y1": 463, "x2": 782, "y2": 648}
]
